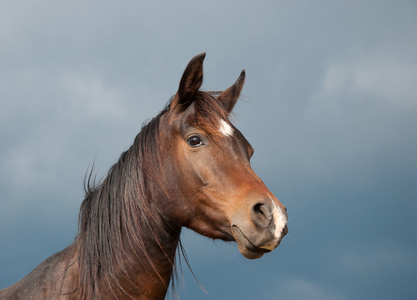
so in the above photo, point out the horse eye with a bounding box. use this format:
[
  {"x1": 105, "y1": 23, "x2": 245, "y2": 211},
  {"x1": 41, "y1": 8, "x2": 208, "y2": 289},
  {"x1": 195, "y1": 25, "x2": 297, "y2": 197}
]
[{"x1": 187, "y1": 136, "x2": 203, "y2": 147}]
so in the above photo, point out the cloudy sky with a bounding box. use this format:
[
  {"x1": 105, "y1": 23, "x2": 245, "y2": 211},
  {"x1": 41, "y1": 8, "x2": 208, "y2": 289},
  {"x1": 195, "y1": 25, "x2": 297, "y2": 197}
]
[{"x1": 1, "y1": 1, "x2": 416, "y2": 299}]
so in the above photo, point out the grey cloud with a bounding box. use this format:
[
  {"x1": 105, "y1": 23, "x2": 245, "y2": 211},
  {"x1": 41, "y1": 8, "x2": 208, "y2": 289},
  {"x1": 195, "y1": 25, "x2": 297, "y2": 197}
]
[{"x1": 1, "y1": 1, "x2": 416, "y2": 299}]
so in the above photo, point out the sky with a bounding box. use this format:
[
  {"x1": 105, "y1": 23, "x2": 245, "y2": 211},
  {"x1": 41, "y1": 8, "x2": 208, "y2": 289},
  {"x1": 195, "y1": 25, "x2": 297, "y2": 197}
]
[{"x1": 1, "y1": 1, "x2": 416, "y2": 299}]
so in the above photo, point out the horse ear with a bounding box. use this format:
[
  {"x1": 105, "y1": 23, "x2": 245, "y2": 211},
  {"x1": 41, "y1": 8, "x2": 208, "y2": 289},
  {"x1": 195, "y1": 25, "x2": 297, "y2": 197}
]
[
  {"x1": 217, "y1": 70, "x2": 245, "y2": 113},
  {"x1": 171, "y1": 53, "x2": 206, "y2": 110}
]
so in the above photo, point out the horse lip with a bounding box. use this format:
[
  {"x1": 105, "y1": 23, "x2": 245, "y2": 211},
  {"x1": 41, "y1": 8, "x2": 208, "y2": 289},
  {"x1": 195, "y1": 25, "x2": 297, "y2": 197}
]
[
  {"x1": 231, "y1": 225, "x2": 271, "y2": 259},
  {"x1": 258, "y1": 239, "x2": 282, "y2": 251},
  {"x1": 222, "y1": 231, "x2": 235, "y2": 241}
]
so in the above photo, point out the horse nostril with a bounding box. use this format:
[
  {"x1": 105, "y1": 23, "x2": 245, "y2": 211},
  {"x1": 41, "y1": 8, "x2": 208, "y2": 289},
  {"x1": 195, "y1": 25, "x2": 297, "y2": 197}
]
[
  {"x1": 251, "y1": 202, "x2": 272, "y2": 228},
  {"x1": 253, "y1": 203, "x2": 265, "y2": 216}
]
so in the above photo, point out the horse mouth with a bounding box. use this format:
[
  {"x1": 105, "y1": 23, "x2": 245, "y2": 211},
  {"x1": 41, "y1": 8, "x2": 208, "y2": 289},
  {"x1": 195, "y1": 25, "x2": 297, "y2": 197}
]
[{"x1": 231, "y1": 225, "x2": 271, "y2": 259}]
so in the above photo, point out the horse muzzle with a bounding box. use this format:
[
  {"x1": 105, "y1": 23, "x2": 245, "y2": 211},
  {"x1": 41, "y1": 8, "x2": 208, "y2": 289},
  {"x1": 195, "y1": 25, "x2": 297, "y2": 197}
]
[{"x1": 231, "y1": 197, "x2": 288, "y2": 259}]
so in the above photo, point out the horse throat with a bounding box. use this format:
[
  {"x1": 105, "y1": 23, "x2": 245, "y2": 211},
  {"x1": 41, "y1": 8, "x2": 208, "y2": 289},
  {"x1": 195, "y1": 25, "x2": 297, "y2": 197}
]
[{"x1": 117, "y1": 217, "x2": 181, "y2": 299}]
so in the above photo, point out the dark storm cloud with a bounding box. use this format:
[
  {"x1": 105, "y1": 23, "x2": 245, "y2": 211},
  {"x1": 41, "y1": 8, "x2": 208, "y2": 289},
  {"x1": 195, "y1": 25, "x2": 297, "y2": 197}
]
[{"x1": 1, "y1": 1, "x2": 416, "y2": 299}]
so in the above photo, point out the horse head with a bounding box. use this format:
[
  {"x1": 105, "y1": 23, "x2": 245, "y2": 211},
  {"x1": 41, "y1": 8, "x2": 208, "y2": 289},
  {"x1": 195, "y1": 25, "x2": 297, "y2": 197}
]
[{"x1": 159, "y1": 53, "x2": 288, "y2": 259}]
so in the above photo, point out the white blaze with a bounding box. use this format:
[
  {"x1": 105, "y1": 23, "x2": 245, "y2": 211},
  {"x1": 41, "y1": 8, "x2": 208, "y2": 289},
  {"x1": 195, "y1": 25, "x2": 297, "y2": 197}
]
[{"x1": 219, "y1": 119, "x2": 233, "y2": 136}]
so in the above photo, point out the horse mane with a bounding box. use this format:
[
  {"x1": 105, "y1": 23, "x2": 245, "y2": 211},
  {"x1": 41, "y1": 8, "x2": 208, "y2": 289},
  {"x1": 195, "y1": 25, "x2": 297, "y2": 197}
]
[{"x1": 75, "y1": 91, "x2": 227, "y2": 299}]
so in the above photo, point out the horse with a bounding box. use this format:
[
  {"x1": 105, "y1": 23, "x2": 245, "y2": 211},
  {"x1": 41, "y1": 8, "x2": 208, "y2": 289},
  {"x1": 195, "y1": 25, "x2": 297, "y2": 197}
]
[{"x1": 0, "y1": 53, "x2": 288, "y2": 299}]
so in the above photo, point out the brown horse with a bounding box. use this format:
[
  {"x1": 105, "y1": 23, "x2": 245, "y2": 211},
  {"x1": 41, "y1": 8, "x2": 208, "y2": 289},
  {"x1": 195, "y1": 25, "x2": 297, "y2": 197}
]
[{"x1": 0, "y1": 53, "x2": 288, "y2": 299}]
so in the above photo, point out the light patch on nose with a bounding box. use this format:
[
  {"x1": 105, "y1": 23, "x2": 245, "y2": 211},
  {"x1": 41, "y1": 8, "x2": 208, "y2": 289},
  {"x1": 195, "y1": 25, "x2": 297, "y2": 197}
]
[
  {"x1": 271, "y1": 201, "x2": 287, "y2": 240},
  {"x1": 219, "y1": 119, "x2": 233, "y2": 136},
  {"x1": 260, "y1": 196, "x2": 288, "y2": 251}
]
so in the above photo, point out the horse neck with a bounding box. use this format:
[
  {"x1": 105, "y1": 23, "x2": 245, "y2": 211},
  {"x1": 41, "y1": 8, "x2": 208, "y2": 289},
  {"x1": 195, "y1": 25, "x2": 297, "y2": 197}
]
[
  {"x1": 77, "y1": 191, "x2": 181, "y2": 299},
  {"x1": 77, "y1": 146, "x2": 181, "y2": 299}
]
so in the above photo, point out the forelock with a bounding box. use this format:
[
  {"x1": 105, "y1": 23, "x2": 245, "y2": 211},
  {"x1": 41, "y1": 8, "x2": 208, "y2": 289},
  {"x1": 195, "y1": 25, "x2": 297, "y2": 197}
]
[{"x1": 190, "y1": 91, "x2": 230, "y2": 138}]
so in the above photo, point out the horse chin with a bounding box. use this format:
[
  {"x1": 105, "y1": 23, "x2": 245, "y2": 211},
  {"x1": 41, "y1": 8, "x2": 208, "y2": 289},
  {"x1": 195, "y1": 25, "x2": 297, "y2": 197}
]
[{"x1": 231, "y1": 226, "x2": 271, "y2": 260}]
